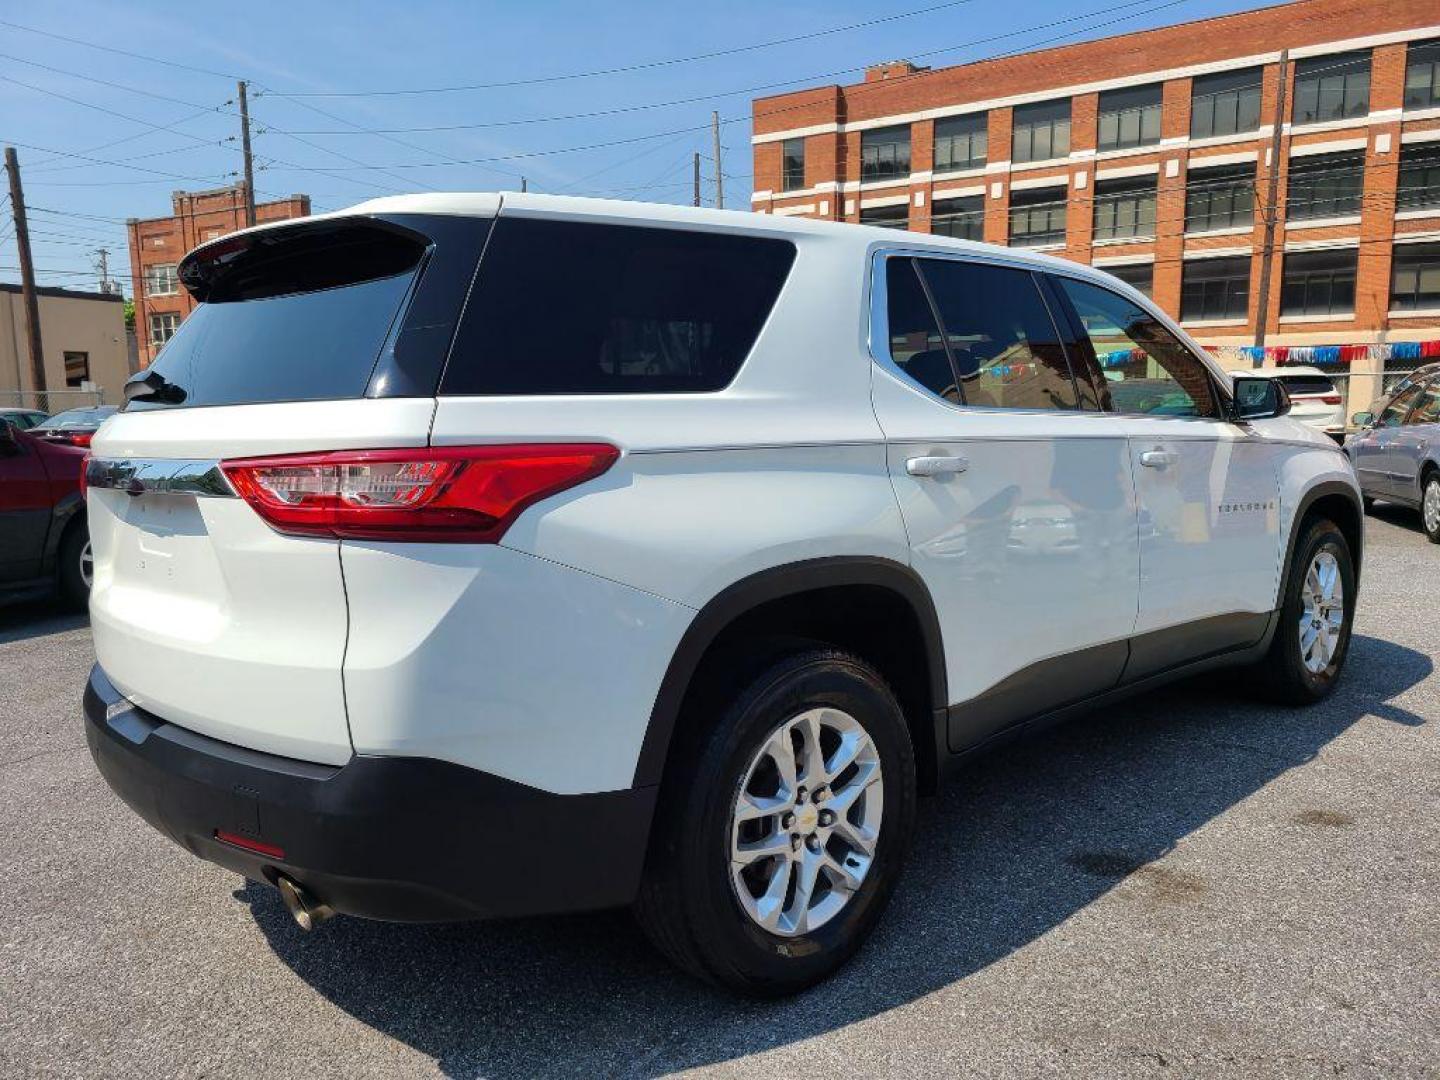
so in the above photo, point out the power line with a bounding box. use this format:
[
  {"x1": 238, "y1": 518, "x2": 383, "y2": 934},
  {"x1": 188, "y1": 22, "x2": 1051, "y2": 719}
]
[
  {"x1": 263, "y1": 1, "x2": 986, "y2": 97},
  {"x1": 0, "y1": 18, "x2": 240, "y2": 80},
  {"x1": 254, "y1": 0, "x2": 1191, "y2": 139}
]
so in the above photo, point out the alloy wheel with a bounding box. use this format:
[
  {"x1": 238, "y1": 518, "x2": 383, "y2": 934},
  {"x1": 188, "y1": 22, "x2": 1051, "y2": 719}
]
[
  {"x1": 1424, "y1": 478, "x2": 1440, "y2": 536},
  {"x1": 80, "y1": 541, "x2": 94, "y2": 590},
  {"x1": 729, "y1": 707, "x2": 883, "y2": 937},
  {"x1": 1298, "y1": 550, "x2": 1344, "y2": 674}
]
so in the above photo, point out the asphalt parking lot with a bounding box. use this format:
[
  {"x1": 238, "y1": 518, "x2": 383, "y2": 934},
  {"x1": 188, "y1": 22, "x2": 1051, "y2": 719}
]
[{"x1": 2, "y1": 507, "x2": 1436, "y2": 1079}]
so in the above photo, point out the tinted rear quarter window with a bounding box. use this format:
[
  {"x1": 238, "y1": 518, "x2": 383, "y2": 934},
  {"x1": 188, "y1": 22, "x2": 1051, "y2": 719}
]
[{"x1": 441, "y1": 218, "x2": 796, "y2": 395}]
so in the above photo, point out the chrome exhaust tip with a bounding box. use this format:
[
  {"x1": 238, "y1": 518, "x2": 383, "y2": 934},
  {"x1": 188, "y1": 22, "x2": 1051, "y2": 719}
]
[{"x1": 276, "y1": 874, "x2": 334, "y2": 932}]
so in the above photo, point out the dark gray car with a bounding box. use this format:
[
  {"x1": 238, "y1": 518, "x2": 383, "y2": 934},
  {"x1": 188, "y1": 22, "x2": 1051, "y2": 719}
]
[{"x1": 1347, "y1": 374, "x2": 1440, "y2": 543}]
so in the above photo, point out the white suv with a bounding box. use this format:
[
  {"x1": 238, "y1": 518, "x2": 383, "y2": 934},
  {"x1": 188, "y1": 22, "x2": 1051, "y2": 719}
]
[
  {"x1": 1226, "y1": 365, "x2": 1347, "y2": 440},
  {"x1": 84, "y1": 194, "x2": 1363, "y2": 995}
]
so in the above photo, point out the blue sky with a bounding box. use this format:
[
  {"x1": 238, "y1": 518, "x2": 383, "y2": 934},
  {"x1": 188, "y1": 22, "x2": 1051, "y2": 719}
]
[{"x1": 0, "y1": 0, "x2": 1261, "y2": 294}]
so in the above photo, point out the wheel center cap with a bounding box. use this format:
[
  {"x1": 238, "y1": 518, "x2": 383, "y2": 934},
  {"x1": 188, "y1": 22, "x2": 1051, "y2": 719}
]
[{"x1": 795, "y1": 804, "x2": 819, "y2": 833}]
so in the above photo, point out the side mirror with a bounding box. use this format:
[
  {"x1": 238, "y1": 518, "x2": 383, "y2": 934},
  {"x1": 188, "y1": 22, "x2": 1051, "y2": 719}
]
[
  {"x1": 1230, "y1": 376, "x2": 1291, "y2": 421},
  {"x1": 1350, "y1": 411, "x2": 1374, "y2": 428}
]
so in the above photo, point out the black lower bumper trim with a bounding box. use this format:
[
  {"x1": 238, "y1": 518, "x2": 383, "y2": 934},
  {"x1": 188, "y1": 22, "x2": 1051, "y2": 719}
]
[{"x1": 84, "y1": 665, "x2": 657, "y2": 922}]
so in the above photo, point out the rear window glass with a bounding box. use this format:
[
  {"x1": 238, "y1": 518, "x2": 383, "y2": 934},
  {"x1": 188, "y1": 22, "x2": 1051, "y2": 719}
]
[
  {"x1": 441, "y1": 218, "x2": 796, "y2": 395},
  {"x1": 127, "y1": 222, "x2": 427, "y2": 410},
  {"x1": 1276, "y1": 374, "x2": 1336, "y2": 395}
]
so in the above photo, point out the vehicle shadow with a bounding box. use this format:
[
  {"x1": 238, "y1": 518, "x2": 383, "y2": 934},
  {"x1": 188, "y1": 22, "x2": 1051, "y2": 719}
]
[
  {"x1": 241, "y1": 633, "x2": 1430, "y2": 1079},
  {"x1": 1366, "y1": 501, "x2": 1427, "y2": 537},
  {"x1": 0, "y1": 600, "x2": 88, "y2": 645}
]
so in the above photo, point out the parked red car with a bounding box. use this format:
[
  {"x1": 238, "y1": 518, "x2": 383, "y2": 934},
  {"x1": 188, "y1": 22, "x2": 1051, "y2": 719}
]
[{"x1": 0, "y1": 418, "x2": 90, "y2": 608}]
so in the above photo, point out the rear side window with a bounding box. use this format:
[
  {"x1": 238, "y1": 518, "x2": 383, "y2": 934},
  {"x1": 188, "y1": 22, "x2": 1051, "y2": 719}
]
[
  {"x1": 914, "y1": 258, "x2": 1081, "y2": 411},
  {"x1": 442, "y1": 218, "x2": 796, "y2": 395},
  {"x1": 129, "y1": 222, "x2": 428, "y2": 410},
  {"x1": 884, "y1": 258, "x2": 958, "y2": 402}
]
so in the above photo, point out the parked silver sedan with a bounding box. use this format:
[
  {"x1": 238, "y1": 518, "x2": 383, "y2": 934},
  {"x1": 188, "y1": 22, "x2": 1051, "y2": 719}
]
[{"x1": 1347, "y1": 373, "x2": 1440, "y2": 543}]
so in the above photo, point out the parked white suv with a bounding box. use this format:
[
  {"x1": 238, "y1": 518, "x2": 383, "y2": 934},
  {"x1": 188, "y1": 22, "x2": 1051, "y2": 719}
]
[
  {"x1": 84, "y1": 194, "x2": 1363, "y2": 995},
  {"x1": 1226, "y1": 365, "x2": 1347, "y2": 440}
]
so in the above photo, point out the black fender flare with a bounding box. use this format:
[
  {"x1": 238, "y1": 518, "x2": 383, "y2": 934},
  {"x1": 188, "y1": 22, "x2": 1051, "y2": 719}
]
[
  {"x1": 630, "y1": 556, "x2": 947, "y2": 789},
  {"x1": 1279, "y1": 479, "x2": 1364, "y2": 604}
]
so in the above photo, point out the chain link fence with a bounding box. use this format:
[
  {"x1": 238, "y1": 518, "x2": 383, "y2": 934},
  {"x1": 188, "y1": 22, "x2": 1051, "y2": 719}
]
[{"x1": 0, "y1": 389, "x2": 105, "y2": 415}]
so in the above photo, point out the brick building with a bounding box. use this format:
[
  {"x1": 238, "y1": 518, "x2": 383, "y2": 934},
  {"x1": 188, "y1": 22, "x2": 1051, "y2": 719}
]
[
  {"x1": 751, "y1": 0, "x2": 1440, "y2": 409},
  {"x1": 127, "y1": 185, "x2": 310, "y2": 367}
]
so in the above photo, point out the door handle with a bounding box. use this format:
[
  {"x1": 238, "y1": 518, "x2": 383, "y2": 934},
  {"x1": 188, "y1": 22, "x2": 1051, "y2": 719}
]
[
  {"x1": 1139, "y1": 449, "x2": 1179, "y2": 469},
  {"x1": 906, "y1": 455, "x2": 969, "y2": 477}
]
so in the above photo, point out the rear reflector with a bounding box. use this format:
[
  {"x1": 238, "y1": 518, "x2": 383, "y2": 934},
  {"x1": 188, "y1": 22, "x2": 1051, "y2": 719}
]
[
  {"x1": 78, "y1": 452, "x2": 91, "y2": 500},
  {"x1": 222, "y1": 443, "x2": 619, "y2": 543},
  {"x1": 214, "y1": 829, "x2": 286, "y2": 860}
]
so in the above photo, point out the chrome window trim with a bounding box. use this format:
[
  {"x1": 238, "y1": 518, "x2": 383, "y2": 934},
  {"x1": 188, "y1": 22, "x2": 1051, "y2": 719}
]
[{"x1": 86, "y1": 458, "x2": 237, "y2": 498}]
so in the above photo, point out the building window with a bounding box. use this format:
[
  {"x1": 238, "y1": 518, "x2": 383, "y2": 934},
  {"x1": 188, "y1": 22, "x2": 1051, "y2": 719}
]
[
  {"x1": 1281, "y1": 249, "x2": 1357, "y2": 318},
  {"x1": 63, "y1": 351, "x2": 90, "y2": 388},
  {"x1": 1181, "y1": 256, "x2": 1251, "y2": 322},
  {"x1": 1190, "y1": 67, "x2": 1263, "y2": 140},
  {"x1": 934, "y1": 114, "x2": 987, "y2": 173},
  {"x1": 1105, "y1": 262, "x2": 1153, "y2": 297},
  {"x1": 143, "y1": 263, "x2": 179, "y2": 296},
  {"x1": 860, "y1": 126, "x2": 911, "y2": 182},
  {"x1": 1092, "y1": 175, "x2": 1156, "y2": 241},
  {"x1": 931, "y1": 195, "x2": 984, "y2": 240},
  {"x1": 1397, "y1": 144, "x2": 1440, "y2": 213},
  {"x1": 1011, "y1": 100, "x2": 1070, "y2": 164},
  {"x1": 1292, "y1": 51, "x2": 1371, "y2": 126},
  {"x1": 1008, "y1": 186, "x2": 1067, "y2": 247},
  {"x1": 1391, "y1": 242, "x2": 1440, "y2": 312},
  {"x1": 781, "y1": 137, "x2": 806, "y2": 192},
  {"x1": 149, "y1": 312, "x2": 182, "y2": 346},
  {"x1": 860, "y1": 203, "x2": 910, "y2": 229},
  {"x1": 1286, "y1": 151, "x2": 1364, "y2": 221},
  {"x1": 1404, "y1": 38, "x2": 1440, "y2": 111},
  {"x1": 1185, "y1": 163, "x2": 1255, "y2": 232},
  {"x1": 1097, "y1": 84, "x2": 1162, "y2": 152}
]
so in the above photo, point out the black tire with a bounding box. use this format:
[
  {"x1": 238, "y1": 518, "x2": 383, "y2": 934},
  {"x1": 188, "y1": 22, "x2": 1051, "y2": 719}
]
[
  {"x1": 1361, "y1": 495, "x2": 1375, "y2": 515},
  {"x1": 1250, "y1": 517, "x2": 1355, "y2": 705},
  {"x1": 56, "y1": 519, "x2": 91, "y2": 611},
  {"x1": 1421, "y1": 473, "x2": 1440, "y2": 545},
  {"x1": 636, "y1": 647, "x2": 917, "y2": 996}
]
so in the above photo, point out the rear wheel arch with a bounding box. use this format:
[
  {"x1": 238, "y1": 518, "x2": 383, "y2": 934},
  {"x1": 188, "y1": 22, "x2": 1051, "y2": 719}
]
[{"x1": 633, "y1": 557, "x2": 947, "y2": 795}]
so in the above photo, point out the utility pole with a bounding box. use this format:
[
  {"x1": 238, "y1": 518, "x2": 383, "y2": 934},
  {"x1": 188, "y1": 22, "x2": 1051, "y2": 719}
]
[
  {"x1": 1254, "y1": 49, "x2": 1288, "y2": 352},
  {"x1": 237, "y1": 80, "x2": 256, "y2": 228},
  {"x1": 95, "y1": 247, "x2": 113, "y2": 294},
  {"x1": 4, "y1": 146, "x2": 45, "y2": 396},
  {"x1": 711, "y1": 111, "x2": 724, "y2": 209},
  {"x1": 692, "y1": 152, "x2": 701, "y2": 208}
]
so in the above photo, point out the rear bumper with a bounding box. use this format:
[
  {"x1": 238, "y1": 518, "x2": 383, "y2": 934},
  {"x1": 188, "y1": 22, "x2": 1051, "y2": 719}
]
[{"x1": 84, "y1": 664, "x2": 657, "y2": 921}]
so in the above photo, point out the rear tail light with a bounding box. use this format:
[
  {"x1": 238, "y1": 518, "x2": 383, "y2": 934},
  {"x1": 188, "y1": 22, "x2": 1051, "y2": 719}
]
[
  {"x1": 78, "y1": 452, "x2": 91, "y2": 500},
  {"x1": 222, "y1": 443, "x2": 619, "y2": 543},
  {"x1": 68, "y1": 431, "x2": 94, "y2": 447},
  {"x1": 1321, "y1": 394, "x2": 1342, "y2": 405}
]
